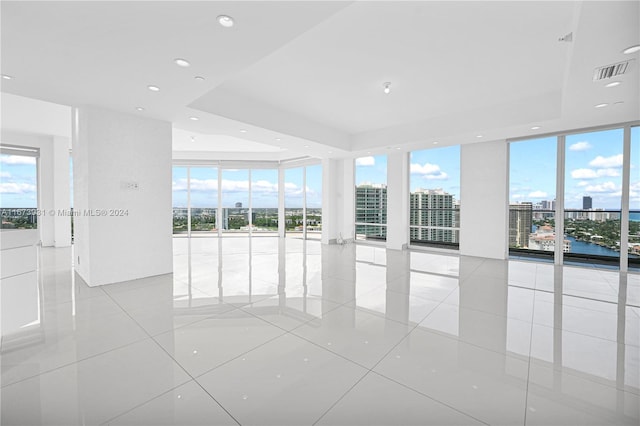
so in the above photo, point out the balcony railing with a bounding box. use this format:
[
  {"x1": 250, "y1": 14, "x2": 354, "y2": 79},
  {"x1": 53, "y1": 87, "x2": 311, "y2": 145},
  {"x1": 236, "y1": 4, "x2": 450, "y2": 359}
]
[{"x1": 409, "y1": 207, "x2": 460, "y2": 249}]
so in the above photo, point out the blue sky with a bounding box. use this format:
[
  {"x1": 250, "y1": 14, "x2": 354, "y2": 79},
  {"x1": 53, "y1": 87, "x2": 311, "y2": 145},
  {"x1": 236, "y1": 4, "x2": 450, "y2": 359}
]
[
  {"x1": 0, "y1": 154, "x2": 38, "y2": 208},
  {"x1": 355, "y1": 146, "x2": 461, "y2": 200},
  {"x1": 172, "y1": 166, "x2": 322, "y2": 209},
  {"x1": 510, "y1": 128, "x2": 639, "y2": 210}
]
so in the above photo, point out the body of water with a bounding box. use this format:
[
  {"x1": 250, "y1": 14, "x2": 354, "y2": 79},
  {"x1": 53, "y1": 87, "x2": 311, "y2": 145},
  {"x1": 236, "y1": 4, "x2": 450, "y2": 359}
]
[{"x1": 566, "y1": 236, "x2": 620, "y2": 257}]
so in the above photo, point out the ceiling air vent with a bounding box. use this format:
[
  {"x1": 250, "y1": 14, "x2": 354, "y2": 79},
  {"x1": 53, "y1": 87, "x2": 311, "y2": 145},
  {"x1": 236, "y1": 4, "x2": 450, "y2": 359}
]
[{"x1": 593, "y1": 59, "x2": 634, "y2": 81}]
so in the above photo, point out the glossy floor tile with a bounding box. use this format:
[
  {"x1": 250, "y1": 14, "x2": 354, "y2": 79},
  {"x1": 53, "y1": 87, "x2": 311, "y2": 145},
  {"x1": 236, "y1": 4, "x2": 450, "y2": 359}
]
[{"x1": 1, "y1": 238, "x2": 638, "y2": 425}]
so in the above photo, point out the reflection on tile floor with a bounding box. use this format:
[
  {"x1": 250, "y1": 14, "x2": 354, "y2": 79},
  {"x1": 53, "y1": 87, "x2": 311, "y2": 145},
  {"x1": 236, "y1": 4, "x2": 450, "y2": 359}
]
[{"x1": 1, "y1": 237, "x2": 639, "y2": 425}]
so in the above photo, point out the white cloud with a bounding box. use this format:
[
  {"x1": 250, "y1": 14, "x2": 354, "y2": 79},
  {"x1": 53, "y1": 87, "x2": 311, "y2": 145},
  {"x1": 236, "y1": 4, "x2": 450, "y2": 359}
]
[
  {"x1": 355, "y1": 156, "x2": 375, "y2": 166},
  {"x1": 576, "y1": 181, "x2": 589, "y2": 187},
  {"x1": 0, "y1": 155, "x2": 36, "y2": 165},
  {"x1": 512, "y1": 194, "x2": 524, "y2": 199},
  {"x1": 252, "y1": 180, "x2": 278, "y2": 193},
  {"x1": 528, "y1": 190, "x2": 548, "y2": 198},
  {"x1": 0, "y1": 171, "x2": 11, "y2": 178},
  {"x1": 0, "y1": 182, "x2": 37, "y2": 194},
  {"x1": 584, "y1": 181, "x2": 617, "y2": 193},
  {"x1": 568, "y1": 141, "x2": 592, "y2": 151},
  {"x1": 589, "y1": 154, "x2": 623, "y2": 168},
  {"x1": 174, "y1": 178, "x2": 298, "y2": 196},
  {"x1": 571, "y1": 168, "x2": 620, "y2": 179},
  {"x1": 410, "y1": 163, "x2": 448, "y2": 180},
  {"x1": 571, "y1": 168, "x2": 598, "y2": 179},
  {"x1": 595, "y1": 168, "x2": 620, "y2": 177}
]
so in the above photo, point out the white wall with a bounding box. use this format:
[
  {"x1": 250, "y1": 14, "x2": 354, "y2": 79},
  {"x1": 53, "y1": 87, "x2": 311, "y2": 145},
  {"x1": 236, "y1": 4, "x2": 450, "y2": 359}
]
[
  {"x1": 386, "y1": 152, "x2": 409, "y2": 250},
  {"x1": 0, "y1": 131, "x2": 71, "y2": 247},
  {"x1": 321, "y1": 158, "x2": 354, "y2": 244},
  {"x1": 460, "y1": 140, "x2": 509, "y2": 259},
  {"x1": 72, "y1": 106, "x2": 172, "y2": 286},
  {"x1": 1, "y1": 93, "x2": 71, "y2": 138}
]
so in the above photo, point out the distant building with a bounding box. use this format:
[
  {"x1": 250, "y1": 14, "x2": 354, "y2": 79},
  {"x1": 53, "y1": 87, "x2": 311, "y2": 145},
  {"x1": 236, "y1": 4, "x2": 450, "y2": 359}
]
[
  {"x1": 355, "y1": 183, "x2": 387, "y2": 238},
  {"x1": 541, "y1": 199, "x2": 556, "y2": 210},
  {"x1": 528, "y1": 225, "x2": 571, "y2": 252},
  {"x1": 509, "y1": 202, "x2": 533, "y2": 248},
  {"x1": 409, "y1": 188, "x2": 458, "y2": 243},
  {"x1": 235, "y1": 202, "x2": 243, "y2": 208},
  {"x1": 583, "y1": 196, "x2": 592, "y2": 210}
]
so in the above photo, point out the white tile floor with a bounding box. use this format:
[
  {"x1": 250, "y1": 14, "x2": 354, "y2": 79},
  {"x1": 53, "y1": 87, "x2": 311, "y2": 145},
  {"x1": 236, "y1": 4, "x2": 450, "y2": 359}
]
[{"x1": 1, "y1": 237, "x2": 639, "y2": 425}]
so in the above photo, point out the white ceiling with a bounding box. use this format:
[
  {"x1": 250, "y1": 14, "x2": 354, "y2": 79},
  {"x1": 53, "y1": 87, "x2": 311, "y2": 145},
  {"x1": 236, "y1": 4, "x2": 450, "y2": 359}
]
[{"x1": 2, "y1": 1, "x2": 638, "y2": 160}]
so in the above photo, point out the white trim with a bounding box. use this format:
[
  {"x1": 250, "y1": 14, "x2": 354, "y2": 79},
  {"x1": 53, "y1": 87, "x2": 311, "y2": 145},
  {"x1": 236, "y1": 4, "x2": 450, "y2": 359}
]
[
  {"x1": 620, "y1": 126, "x2": 631, "y2": 272},
  {"x1": 0, "y1": 144, "x2": 40, "y2": 157},
  {"x1": 555, "y1": 135, "x2": 565, "y2": 266}
]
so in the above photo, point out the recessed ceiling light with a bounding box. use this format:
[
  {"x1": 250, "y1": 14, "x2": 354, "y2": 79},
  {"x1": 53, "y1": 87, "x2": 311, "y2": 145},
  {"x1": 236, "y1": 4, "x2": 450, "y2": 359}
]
[
  {"x1": 194, "y1": 76, "x2": 205, "y2": 81},
  {"x1": 1, "y1": 74, "x2": 13, "y2": 80},
  {"x1": 605, "y1": 81, "x2": 621, "y2": 88},
  {"x1": 275, "y1": 138, "x2": 281, "y2": 141},
  {"x1": 190, "y1": 136, "x2": 196, "y2": 142},
  {"x1": 383, "y1": 82, "x2": 391, "y2": 94},
  {"x1": 433, "y1": 142, "x2": 439, "y2": 145},
  {"x1": 328, "y1": 151, "x2": 333, "y2": 154},
  {"x1": 189, "y1": 116, "x2": 199, "y2": 121},
  {"x1": 595, "y1": 103, "x2": 608, "y2": 108},
  {"x1": 239, "y1": 129, "x2": 247, "y2": 133},
  {"x1": 147, "y1": 85, "x2": 160, "y2": 92},
  {"x1": 530, "y1": 126, "x2": 541, "y2": 130},
  {"x1": 136, "y1": 107, "x2": 145, "y2": 111},
  {"x1": 174, "y1": 58, "x2": 190, "y2": 67},
  {"x1": 395, "y1": 147, "x2": 401, "y2": 150},
  {"x1": 304, "y1": 145, "x2": 310, "y2": 148},
  {"x1": 217, "y1": 15, "x2": 234, "y2": 27},
  {"x1": 622, "y1": 44, "x2": 640, "y2": 54},
  {"x1": 476, "y1": 135, "x2": 483, "y2": 138}
]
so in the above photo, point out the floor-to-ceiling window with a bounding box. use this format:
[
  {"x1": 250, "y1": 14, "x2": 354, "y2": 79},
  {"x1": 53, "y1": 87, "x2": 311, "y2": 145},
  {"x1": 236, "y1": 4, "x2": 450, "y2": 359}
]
[
  {"x1": 221, "y1": 169, "x2": 250, "y2": 234},
  {"x1": 189, "y1": 167, "x2": 217, "y2": 234},
  {"x1": 284, "y1": 167, "x2": 304, "y2": 238},
  {"x1": 629, "y1": 126, "x2": 639, "y2": 269},
  {"x1": 509, "y1": 137, "x2": 557, "y2": 259},
  {"x1": 0, "y1": 149, "x2": 39, "y2": 229},
  {"x1": 409, "y1": 146, "x2": 460, "y2": 248},
  {"x1": 355, "y1": 155, "x2": 387, "y2": 241},
  {"x1": 508, "y1": 124, "x2": 638, "y2": 268},
  {"x1": 172, "y1": 166, "x2": 188, "y2": 235},
  {"x1": 305, "y1": 164, "x2": 322, "y2": 240},
  {"x1": 564, "y1": 128, "x2": 623, "y2": 265},
  {"x1": 284, "y1": 164, "x2": 322, "y2": 239},
  {"x1": 251, "y1": 169, "x2": 279, "y2": 235}
]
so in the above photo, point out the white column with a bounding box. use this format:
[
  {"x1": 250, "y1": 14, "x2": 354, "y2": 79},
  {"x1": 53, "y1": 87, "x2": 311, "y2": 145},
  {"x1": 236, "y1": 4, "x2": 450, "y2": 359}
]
[
  {"x1": 460, "y1": 140, "x2": 509, "y2": 259},
  {"x1": 278, "y1": 167, "x2": 285, "y2": 238},
  {"x1": 321, "y1": 158, "x2": 354, "y2": 244},
  {"x1": 386, "y1": 152, "x2": 409, "y2": 250},
  {"x1": 37, "y1": 139, "x2": 55, "y2": 246},
  {"x1": 52, "y1": 136, "x2": 71, "y2": 247},
  {"x1": 72, "y1": 106, "x2": 172, "y2": 286}
]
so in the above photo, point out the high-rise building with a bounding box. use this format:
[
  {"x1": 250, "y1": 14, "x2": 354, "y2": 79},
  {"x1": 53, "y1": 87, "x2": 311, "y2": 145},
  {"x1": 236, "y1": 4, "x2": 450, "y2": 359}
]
[
  {"x1": 355, "y1": 184, "x2": 387, "y2": 238},
  {"x1": 541, "y1": 199, "x2": 556, "y2": 210},
  {"x1": 409, "y1": 188, "x2": 458, "y2": 243},
  {"x1": 509, "y1": 202, "x2": 533, "y2": 248},
  {"x1": 583, "y1": 196, "x2": 592, "y2": 210}
]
